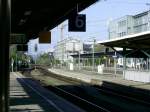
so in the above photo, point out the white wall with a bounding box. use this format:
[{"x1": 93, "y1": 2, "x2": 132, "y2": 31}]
[
  {"x1": 28, "y1": 38, "x2": 52, "y2": 59},
  {"x1": 125, "y1": 70, "x2": 150, "y2": 83}
]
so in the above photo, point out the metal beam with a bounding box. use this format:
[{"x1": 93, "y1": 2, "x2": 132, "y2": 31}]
[
  {"x1": 124, "y1": 49, "x2": 139, "y2": 57},
  {"x1": 141, "y1": 50, "x2": 150, "y2": 58},
  {"x1": 110, "y1": 47, "x2": 122, "y2": 56}
]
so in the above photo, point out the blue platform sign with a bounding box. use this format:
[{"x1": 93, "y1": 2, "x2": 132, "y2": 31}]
[{"x1": 68, "y1": 14, "x2": 86, "y2": 32}]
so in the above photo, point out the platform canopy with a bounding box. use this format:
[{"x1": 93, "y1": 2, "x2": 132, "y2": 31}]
[
  {"x1": 98, "y1": 31, "x2": 150, "y2": 49},
  {"x1": 71, "y1": 51, "x2": 121, "y2": 58},
  {"x1": 12, "y1": 0, "x2": 98, "y2": 41}
]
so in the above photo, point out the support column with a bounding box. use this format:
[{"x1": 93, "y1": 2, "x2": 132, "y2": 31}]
[
  {"x1": 141, "y1": 50, "x2": 150, "y2": 71},
  {"x1": 114, "y1": 52, "x2": 117, "y2": 76},
  {"x1": 0, "y1": 0, "x2": 11, "y2": 112},
  {"x1": 134, "y1": 58, "x2": 136, "y2": 70},
  {"x1": 83, "y1": 58, "x2": 85, "y2": 67},
  {"x1": 78, "y1": 51, "x2": 80, "y2": 70},
  {"x1": 147, "y1": 58, "x2": 149, "y2": 70},
  {"x1": 123, "y1": 48, "x2": 126, "y2": 78}
]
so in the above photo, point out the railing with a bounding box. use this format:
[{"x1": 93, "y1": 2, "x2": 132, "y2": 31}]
[{"x1": 53, "y1": 63, "x2": 123, "y2": 76}]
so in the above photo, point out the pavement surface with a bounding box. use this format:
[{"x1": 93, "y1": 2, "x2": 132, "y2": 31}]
[
  {"x1": 48, "y1": 68, "x2": 150, "y2": 91},
  {"x1": 9, "y1": 72, "x2": 86, "y2": 112}
]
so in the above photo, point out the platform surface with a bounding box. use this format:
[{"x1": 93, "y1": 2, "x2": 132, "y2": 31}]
[
  {"x1": 48, "y1": 68, "x2": 150, "y2": 91},
  {"x1": 9, "y1": 72, "x2": 85, "y2": 112}
]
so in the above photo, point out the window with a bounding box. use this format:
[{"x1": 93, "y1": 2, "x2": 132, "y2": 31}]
[
  {"x1": 118, "y1": 20, "x2": 126, "y2": 27},
  {"x1": 134, "y1": 25, "x2": 142, "y2": 33},
  {"x1": 122, "y1": 32, "x2": 126, "y2": 36}
]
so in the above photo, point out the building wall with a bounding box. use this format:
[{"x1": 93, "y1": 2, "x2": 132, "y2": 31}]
[
  {"x1": 109, "y1": 15, "x2": 133, "y2": 39},
  {"x1": 133, "y1": 11, "x2": 150, "y2": 33},
  {"x1": 27, "y1": 38, "x2": 51, "y2": 59},
  {"x1": 108, "y1": 11, "x2": 150, "y2": 39},
  {"x1": 53, "y1": 37, "x2": 83, "y2": 62}
]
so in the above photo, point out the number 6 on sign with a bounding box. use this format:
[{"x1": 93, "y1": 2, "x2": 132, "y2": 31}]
[
  {"x1": 68, "y1": 14, "x2": 86, "y2": 32},
  {"x1": 75, "y1": 15, "x2": 84, "y2": 28}
]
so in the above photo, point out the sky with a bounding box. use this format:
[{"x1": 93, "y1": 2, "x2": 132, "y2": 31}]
[{"x1": 50, "y1": 0, "x2": 150, "y2": 49}]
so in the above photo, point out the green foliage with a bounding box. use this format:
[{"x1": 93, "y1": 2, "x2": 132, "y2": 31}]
[
  {"x1": 9, "y1": 45, "x2": 17, "y2": 59},
  {"x1": 36, "y1": 53, "x2": 50, "y2": 65},
  {"x1": 94, "y1": 44, "x2": 105, "y2": 52},
  {"x1": 55, "y1": 59, "x2": 61, "y2": 64}
]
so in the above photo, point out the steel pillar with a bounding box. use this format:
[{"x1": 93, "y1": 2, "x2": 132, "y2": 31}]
[
  {"x1": 0, "y1": 0, "x2": 11, "y2": 111},
  {"x1": 123, "y1": 48, "x2": 126, "y2": 78}
]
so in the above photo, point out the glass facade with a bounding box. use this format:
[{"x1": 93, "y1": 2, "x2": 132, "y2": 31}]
[
  {"x1": 108, "y1": 16, "x2": 133, "y2": 39},
  {"x1": 108, "y1": 11, "x2": 150, "y2": 39},
  {"x1": 134, "y1": 13, "x2": 149, "y2": 33}
]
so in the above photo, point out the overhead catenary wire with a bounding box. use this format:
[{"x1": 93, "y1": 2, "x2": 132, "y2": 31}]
[
  {"x1": 54, "y1": 0, "x2": 149, "y2": 30},
  {"x1": 55, "y1": 18, "x2": 110, "y2": 29},
  {"x1": 54, "y1": 0, "x2": 150, "y2": 41},
  {"x1": 104, "y1": 0, "x2": 150, "y2": 5}
]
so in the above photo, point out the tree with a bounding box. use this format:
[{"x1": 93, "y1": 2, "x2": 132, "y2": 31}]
[
  {"x1": 94, "y1": 44, "x2": 106, "y2": 52},
  {"x1": 36, "y1": 53, "x2": 51, "y2": 65},
  {"x1": 9, "y1": 45, "x2": 17, "y2": 59}
]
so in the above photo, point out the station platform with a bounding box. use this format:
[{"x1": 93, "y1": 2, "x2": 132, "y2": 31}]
[
  {"x1": 48, "y1": 68, "x2": 150, "y2": 91},
  {"x1": 9, "y1": 72, "x2": 85, "y2": 112}
]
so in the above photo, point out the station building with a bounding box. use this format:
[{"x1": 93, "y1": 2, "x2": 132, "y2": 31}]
[
  {"x1": 98, "y1": 10, "x2": 150, "y2": 83},
  {"x1": 108, "y1": 10, "x2": 150, "y2": 39},
  {"x1": 53, "y1": 37, "x2": 83, "y2": 63},
  {"x1": 108, "y1": 10, "x2": 150, "y2": 68}
]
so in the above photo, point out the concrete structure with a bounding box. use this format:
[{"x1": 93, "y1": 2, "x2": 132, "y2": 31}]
[
  {"x1": 49, "y1": 68, "x2": 150, "y2": 90},
  {"x1": 53, "y1": 37, "x2": 83, "y2": 63},
  {"x1": 108, "y1": 10, "x2": 150, "y2": 39}
]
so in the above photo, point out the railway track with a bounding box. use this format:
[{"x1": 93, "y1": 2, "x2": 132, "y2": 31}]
[
  {"x1": 25, "y1": 68, "x2": 111, "y2": 112},
  {"x1": 37, "y1": 67, "x2": 150, "y2": 104},
  {"x1": 93, "y1": 85, "x2": 150, "y2": 106},
  {"x1": 22, "y1": 67, "x2": 150, "y2": 112}
]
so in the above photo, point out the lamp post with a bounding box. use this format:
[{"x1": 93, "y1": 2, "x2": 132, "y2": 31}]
[
  {"x1": 92, "y1": 39, "x2": 96, "y2": 71},
  {"x1": 60, "y1": 24, "x2": 67, "y2": 68},
  {"x1": 113, "y1": 52, "x2": 117, "y2": 76},
  {"x1": 34, "y1": 44, "x2": 38, "y2": 70},
  {"x1": 16, "y1": 52, "x2": 18, "y2": 71},
  {"x1": 11, "y1": 58, "x2": 14, "y2": 72},
  {"x1": 87, "y1": 37, "x2": 96, "y2": 71},
  {"x1": 78, "y1": 50, "x2": 81, "y2": 70}
]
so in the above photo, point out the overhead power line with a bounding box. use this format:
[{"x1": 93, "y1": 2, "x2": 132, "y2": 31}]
[
  {"x1": 105, "y1": 1, "x2": 150, "y2": 5},
  {"x1": 106, "y1": 0, "x2": 150, "y2": 5}
]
